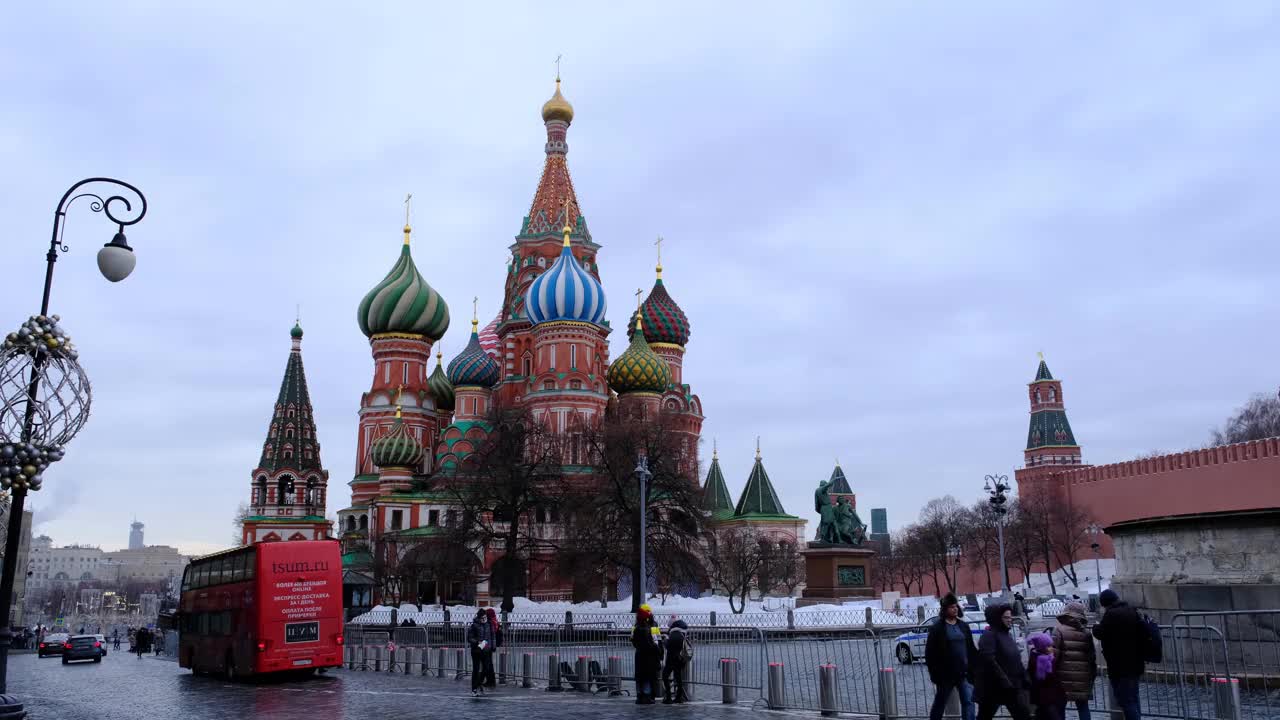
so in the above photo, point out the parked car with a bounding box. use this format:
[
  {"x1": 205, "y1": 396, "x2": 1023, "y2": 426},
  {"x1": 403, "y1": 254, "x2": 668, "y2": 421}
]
[
  {"x1": 893, "y1": 613, "x2": 987, "y2": 664},
  {"x1": 38, "y1": 633, "x2": 69, "y2": 658},
  {"x1": 61, "y1": 635, "x2": 104, "y2": 664}
]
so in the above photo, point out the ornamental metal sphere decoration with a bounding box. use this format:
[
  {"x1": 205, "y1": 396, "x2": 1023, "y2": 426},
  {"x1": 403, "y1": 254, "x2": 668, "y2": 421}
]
[{"x1": 0, "y1": 315, "x2": 90, "y2": 492}]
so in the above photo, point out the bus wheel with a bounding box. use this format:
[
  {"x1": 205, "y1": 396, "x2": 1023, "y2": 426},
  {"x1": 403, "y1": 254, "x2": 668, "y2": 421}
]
[{"x1": 224, "y1": 653, "x2": 237, "y2": 682}]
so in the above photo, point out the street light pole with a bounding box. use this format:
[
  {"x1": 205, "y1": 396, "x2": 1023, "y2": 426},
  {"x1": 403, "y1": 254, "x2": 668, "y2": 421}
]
[
  {"x1": 0, "y1": 178, "x2": 147, "y2": 712},
  {"x1": 635, "y1": 455, "x2": 651, "y2": 606},
  {"x1": 1087, "y1": 523, "x2": 1103, "y2": 596},
  {"x1": 984, "y1": 473, "x2": 1011, "y2": 602}
]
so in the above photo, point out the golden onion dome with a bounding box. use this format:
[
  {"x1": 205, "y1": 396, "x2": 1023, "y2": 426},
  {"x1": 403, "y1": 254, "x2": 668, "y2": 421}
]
[{"x1": 541, "y1": 79, "x2": 574, "y2": 124}]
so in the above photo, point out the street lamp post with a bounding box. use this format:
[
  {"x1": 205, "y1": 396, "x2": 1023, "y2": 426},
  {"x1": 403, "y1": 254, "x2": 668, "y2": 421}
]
[
  {"x1": 635, "y1": 454, "x2": 651, "y2": 606},
  {"x1": 0, "y1": 178, "x2": 147, "y2": 713},
  {"x1": 949, "y1": 542, "x2": 963, "y2": 595},
  {"x1": 984, "y1": 473, "x2": 1011, "y2": 602},
  {"x1": 1087, "y1": 523, "x2": 1103, "y2": 596}
]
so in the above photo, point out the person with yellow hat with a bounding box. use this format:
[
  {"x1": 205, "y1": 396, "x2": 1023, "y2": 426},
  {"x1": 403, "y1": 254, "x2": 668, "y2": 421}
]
[{"x1": 631, "y1": 604, "x2": 663, "y2": 704}]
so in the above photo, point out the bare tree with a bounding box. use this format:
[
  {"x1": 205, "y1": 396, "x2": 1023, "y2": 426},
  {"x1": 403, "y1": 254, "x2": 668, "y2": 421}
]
[
  {"x1": 916, "y1": 496, "x2": 966, "y2": 594},
  {"x1": 1211, "y1": 392, "x2": 1280, "y2": 445},
  {"x1": 1049, "y1": 494, "x2": 1094, "y2": 587},
  {"x1": 439, "y1": 406, "x2": 567, "y2": 613},
  {"x1": 560, "y1": 411, "x2": 705, "y2": 612},
  {"x1": 703, "y1": 527, "x2": 766, "y2": 613},
  {"x1": 962, "y1": 501, "x2": 1002, "y2": 592},
  {"x1": 232, "y1": 502, "x2": 251, "y2": 546},
  {"x1": 768, "y1": 539, "x2": 806, "y2": 596}
]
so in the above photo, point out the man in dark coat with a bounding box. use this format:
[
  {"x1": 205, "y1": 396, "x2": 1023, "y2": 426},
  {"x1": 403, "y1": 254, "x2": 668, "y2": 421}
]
[
  {"x1": 631, "y1": 605, "x2": 663, "y2": 704},
  {"x1": 926, "y1": 593, "x2": 978, "y2": 720},
  {"x1": 465, "y1": 609, "x2": 496, "y2": 696},
  {"x1": 973, "y1": 604, "x2": 1031, "y2": 720},
  {"x1": 1091, "y1": 590, "x2": 1145, "y2": 720},
  {"x1": 661, "y1": 619, "x2": 690, "y2": 704}
]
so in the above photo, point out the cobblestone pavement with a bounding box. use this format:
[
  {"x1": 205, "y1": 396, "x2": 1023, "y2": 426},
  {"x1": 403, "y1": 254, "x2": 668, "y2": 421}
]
[{"x1": 9, "y1": 652, "x2": 805, "y2": 720}]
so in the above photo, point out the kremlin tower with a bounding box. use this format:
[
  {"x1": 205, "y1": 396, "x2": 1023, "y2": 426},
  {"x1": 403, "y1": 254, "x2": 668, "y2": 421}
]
[{"x1": 242, "y1": 322, "x2": 332, "y2": 544}]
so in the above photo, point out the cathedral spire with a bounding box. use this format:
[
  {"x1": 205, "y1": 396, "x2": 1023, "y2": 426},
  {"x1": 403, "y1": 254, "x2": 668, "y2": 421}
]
[
  {"x1": 525, "y1": 75, "x2": 585, "y2": 239},
  {"x1": 701, "y1": 450, "x2": 734, "y2": 516},
  {"x1": 1024, "y1": 353, "x2": 1082, "y2": 467},
  {"x1": 733, "y1": 441, "x2": 794, "y2": 518}
]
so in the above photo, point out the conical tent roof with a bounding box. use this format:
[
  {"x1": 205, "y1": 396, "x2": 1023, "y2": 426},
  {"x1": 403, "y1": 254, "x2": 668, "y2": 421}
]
[
  {"x1": 701, "y1": 455, "x2": 734, "y2": 515},
  {"x1": 734, "y1": 454, "x2": 795, "y2": 518},
  {"x1": 827, "y1": 463, "x2": 852, "y2": 494}
]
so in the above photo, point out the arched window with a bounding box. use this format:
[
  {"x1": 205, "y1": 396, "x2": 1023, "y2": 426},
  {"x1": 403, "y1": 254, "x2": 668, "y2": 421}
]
[
  {"x1": 254, "y1": 477, "x2": 267, "y2": 506},
  {"x1": 1049, "y1": 388, "x2": 1057, "y2": 402},
  {"x1": 522, "y1": 353, "x2": 532, "y2": 377},
  {"x1": 305, "y1": 477, "x2": 318, "y2": 505},
  {"x1": 276, "y1": 476, "x2": 295, "y2": 506},
  {"x1": 1034, "y1": 390, "x2": 1041, "y2": 403},
  {"x1": 345, "y1": 516, "x2": 356, "y2": 532},
  {"x1": 543, "y1": 380, "x2": 555, "y2": 391},
  {"x1": 285, "y1": 428, "x2": 294, "y2": 439},
  {"x1": 358, "y1": 515, "x2": 369, "y2": 531}
]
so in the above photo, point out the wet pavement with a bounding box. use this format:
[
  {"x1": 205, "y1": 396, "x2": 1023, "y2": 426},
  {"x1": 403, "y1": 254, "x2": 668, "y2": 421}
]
[{"x1": 8, "y1": 651, "x2": 805, "y2": 720}]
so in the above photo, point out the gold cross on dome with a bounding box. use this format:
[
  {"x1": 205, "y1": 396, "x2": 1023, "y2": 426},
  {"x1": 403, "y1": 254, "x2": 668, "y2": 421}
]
[
  {"x1": 634, "y1": 287, "x2": 643, "y2": 309},
  {"x1": 555, "y1": 54, "x2": 563, "y2": 81},
  {"x1": 404, "y1": 193, "x2": 413, "y2": 226}
]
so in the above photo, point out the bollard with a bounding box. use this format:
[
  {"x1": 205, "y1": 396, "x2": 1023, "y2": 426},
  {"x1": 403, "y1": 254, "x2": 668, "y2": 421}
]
[
  {"x1": 575, "y1": 656, "x2": 590, "y2": 692},
  {"x1": 498, "y1": 650, "x2": 511, "y2": 685},
  {"x1": 454, "y1": 648, "x2": 465, "y2": 680},
  {"x1": 546, "y1": 653, "x2": 562, "y2": 692},
  {"x1": 787, "y1": 608, "x2": 796, "y2": 630},
  {"x1": 865, "y1": 607, "x2": 874, "y2": 629},
  {"x1": 607, "y1": 656, "x2": 624, "y2": 696},
  {"x1": 436, "y1": 647, "x2": 447, "y2": 679},
  {"x1": 679, "y1": 659, "x2": 695, "y2": 702},
  {"x1": 443, "y1": 608, "x2": 451, "y2": 626},
  {"x1": 819, "y1": 664, "x2": 839, "y2": 717},
  {"x1": 522, "y1": 652, "x2": 534, "y2": 689},
  {"x1": 878, "y1": 668, "x2": 897, "y2": 720},
  {"x1": 720, "y1": 658, "x2": 738, "y2": 704},
  {"x1": 917, "y1": 605, "x2": 926, "y2": 623},
  {"x1": 767, "y1": 662, "x2": 786, "y2": 710},
  {"x1": 409, "y1": 648, "x2": 423, "y2": 675},
  {"x1": 565, "y1": 610, "x2": 574, "y2": 629},
  {"x1": 709, "y1": 610, "x2": 717, "y2": 627},
  {"x1": 1212, "y1": 678, "x2": 1242, "y2": 720}
]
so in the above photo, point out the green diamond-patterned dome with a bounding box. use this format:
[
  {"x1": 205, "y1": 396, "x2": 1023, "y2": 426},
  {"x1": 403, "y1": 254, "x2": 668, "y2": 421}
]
[
  {"x1": 370, "y1": 414, "x2": 425, "y2": 469},
  {"x1": 357, "y1": 228, "x2": 450, "y2": 340},
  {"x1": 607, "y1": 315, "x2": 672, "y2": 395}
]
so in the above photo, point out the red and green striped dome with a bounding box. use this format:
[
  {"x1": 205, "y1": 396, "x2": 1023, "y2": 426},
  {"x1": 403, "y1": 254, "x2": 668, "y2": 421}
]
[{"x1": 627, "y1": 279, "x2": 690, "y2": 347}]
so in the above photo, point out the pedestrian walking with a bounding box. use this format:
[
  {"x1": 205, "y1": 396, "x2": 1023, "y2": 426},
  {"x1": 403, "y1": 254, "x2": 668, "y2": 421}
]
[
  {"x1": 1091, "y1": 590, "x2": 1145, "y2": 720},
  {"x1": 466, "y1": 609, "x2": 495, "y2": 696},
  {"x1": 631, "y1": 604, "x2": 663, "y2": 704},
  {"x1": 661, "y1": 619, "x2": 690, "y2": 704},
  {"x1": 925, "y1": 593, "x2": 978, "y2": 720},
  {"x1": 973, "y1": 603, "x2": 1032, "y2": 720},
  {"x1": 1027, "y1": 633, "x2": 1065, "y2": 720},
  {"x1": 1052, "y1": 601, "x2": 1098, "y2": 720},
  {"x1": 483, "y1": 608, "x2": 501, "y2": 688}
]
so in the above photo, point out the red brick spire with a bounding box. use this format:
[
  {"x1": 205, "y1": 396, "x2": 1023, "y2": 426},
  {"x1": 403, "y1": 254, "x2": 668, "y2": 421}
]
[{"x1": 524, "y1": 78, "x2": 585, "y2": 238}]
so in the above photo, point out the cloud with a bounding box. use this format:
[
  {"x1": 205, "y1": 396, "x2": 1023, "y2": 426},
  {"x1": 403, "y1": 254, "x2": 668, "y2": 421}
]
[{"x1": 1, "y1": 2, "x2": 1277, "y2": 550}]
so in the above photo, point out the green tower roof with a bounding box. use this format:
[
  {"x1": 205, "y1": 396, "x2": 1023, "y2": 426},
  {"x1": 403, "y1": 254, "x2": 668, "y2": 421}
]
[
  {"x1": 1034, "y1": 358, "x2": 1053, "y2": 381},
  {"x1": 1026, "y1": 410, "x2": 1078, "y2": 450},
  {"x1": 734, "y1": 448, "x2": 793, "y2": 518},
  {"x1": 701, "y1": 453, "x2": 734, "y2": 516},
  {"x1": 257, "y1": 327, "x2": 323, "y2": 474},
  {"x1": 827, "y1": 463, "x2": 852, "y2": 494}
]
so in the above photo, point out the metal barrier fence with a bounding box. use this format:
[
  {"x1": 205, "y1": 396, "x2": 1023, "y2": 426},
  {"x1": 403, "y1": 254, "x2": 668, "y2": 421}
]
[
  {"x1": 342, "y1": 610, "x2": 1280, "y2": 719},
  {"x1": 349, "y1": 606, "x2": 926, "y2": 630}
]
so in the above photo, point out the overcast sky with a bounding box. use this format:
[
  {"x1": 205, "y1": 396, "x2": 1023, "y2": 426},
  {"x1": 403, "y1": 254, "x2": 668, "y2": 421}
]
[{"x1": 2, "y1": 3, "x2": 1277, "y2": 555}]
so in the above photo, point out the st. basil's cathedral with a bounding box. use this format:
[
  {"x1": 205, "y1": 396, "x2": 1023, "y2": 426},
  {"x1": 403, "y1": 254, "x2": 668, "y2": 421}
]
[{"x1": 240, "y1": 78, "x2": 808, "y2": 606}]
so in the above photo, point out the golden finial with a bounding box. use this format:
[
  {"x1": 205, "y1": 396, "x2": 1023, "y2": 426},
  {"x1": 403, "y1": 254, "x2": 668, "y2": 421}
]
[
  {"x1": 436, "y1": 347, "x2": 443, "y2": 365},
  {"x1": 634, "y1": 288, "x2": 644, "y2": 331},
  {"x1": 755, "y1": 436, "x2": 762, "y2": 460},
  {"x1": 472, "y1": 296, "x2": 479, "y2": 331},
  {"x1": 561, "y1": 196, "x2": 573, "y2": 246},
  {"x1": 394, "y1": 385, "x2": 405, "y2": 419},
  {"x1": 542, "y1": 59, "x2": 575, "y2": 124},
  {"x1": 403, "y1": 193, "x2": 413, "y2": 245},
  {"x1": 654, "y1": 236, "x2": 664, "y2": 279}
]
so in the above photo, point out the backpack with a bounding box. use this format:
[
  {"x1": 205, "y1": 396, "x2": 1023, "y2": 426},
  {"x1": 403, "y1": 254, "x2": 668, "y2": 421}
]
[
  {"x1": 1139, "y1": 613, "x2": 1163, "y2": 664},
  {"x1": 679, "y1": 633, "x2": 693, "y2": 662}
]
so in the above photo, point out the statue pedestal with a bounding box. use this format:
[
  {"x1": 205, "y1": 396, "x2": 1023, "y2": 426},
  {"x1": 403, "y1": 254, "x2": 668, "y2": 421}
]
[{"x1": 799, "y1": 544, "x2": 877, "y2": 605}]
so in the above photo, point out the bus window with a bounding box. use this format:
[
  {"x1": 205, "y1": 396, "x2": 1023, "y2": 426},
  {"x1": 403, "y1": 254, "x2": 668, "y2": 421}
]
[
  {"x1": 195, "y1": 563, "x2": 209, "y2": 589},
  {"x1": 214, "y1": 556, "x2": 229, "y2": 585},
  {"x1": 181, "y1": 568, "x2": 192, "y2": 592},
  {"x1": 229, "y1": 553, "x2": 244, "y2": 583},
  {"x1": 244, "y1": 548, "x2": 256, "y2": 580}
]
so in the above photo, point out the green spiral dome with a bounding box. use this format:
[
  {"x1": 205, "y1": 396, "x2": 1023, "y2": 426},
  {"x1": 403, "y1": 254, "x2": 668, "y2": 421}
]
[
  {"x1": 357, "y1": 241, "x2": 450, "y2": 340},
  {"x1": 370, "y1": 415, "x2": 425, "y2": 469},
  {"x1": 428, "y1": 352, "x2": 455, "y2": 412}
]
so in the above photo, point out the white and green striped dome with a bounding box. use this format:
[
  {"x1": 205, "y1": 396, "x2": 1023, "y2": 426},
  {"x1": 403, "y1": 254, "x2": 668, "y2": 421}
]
[{"x1": 357, "y1": 236, "x2": 450, "y2": 340}]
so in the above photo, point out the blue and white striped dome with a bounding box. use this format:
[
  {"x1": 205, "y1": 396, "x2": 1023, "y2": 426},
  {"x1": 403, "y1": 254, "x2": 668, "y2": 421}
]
[{"x1": 526, "y1": 243, "x2": 607, "y2": 326}]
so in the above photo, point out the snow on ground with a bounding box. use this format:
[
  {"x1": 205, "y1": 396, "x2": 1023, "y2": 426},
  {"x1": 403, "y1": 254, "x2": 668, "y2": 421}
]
[{"x1": 351, "y1": 559, "x2": 1119, "y2": 626}]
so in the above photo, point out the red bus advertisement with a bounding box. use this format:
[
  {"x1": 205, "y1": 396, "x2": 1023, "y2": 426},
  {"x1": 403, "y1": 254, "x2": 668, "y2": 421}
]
[{"x1": 178, "y1": 539, "x2": 342, "y2": 678}]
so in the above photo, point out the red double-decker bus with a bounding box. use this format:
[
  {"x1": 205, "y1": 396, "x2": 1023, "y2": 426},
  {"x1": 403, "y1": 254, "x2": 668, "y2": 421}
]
[{"x1": 178, "y1": 539, "x2": 343, "y2": 678}]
